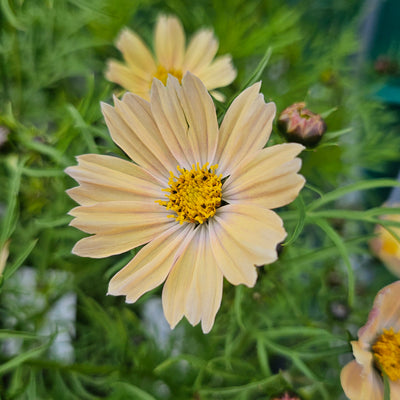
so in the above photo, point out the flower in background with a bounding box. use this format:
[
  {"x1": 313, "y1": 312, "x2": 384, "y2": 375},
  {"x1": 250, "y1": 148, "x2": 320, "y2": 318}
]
[
  {"x1": 66, "y1": 73, "x2": 305, "y2": 333},
  {"x1": 106, "y1": 15, "x2": 236, "y2": 101},
  {"x1": 340, "y1": 280, "x2": 400, "y2": 399},
  {"x1": 370, "y1": 204, "x2": 400, "y2": 278},
  {"x1": 278, "y1": 102, "x2": 327, "y2": 148}
]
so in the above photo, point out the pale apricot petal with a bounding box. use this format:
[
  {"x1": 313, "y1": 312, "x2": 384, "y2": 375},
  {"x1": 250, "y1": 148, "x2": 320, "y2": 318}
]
[
  {"x1": 210, "y1": 90, "x2": 225, "y2": 102},
  {"x1": 69, "y1": 201, "x2": 169, "y2": 234},
  {"x1": 212, "y1": 204, "x2": 286, "y2": 268},
  {"x1": 359, "y1": 281, "x2": 400, "y2": 344},
  {"x1": 150, "y1": 77, "x2": 194, "y2": 169},
  {"x1": 182, "y1": 29, "x2": 218, "y2": 72},
  {"x1": 72, "y1": 216, "x2": 176, "y2": 258},
  {"x1": 216, "y1": 83, "x2": 275, "y2": 176},
  {"x1": 223, "y1": 144, "x2": 305, "y2": 209},
  {"x1": 389, "y1": 380, "x2": 400, "y2": 400},
  {"x1": 208, "y1": 217, "x2": 257, "y2": 287},
  {"x1": 178, "y1": 73, "x2": 219, "y2": 166},
  {"x1": 115, "y1": 28, "x2": 157, "y2": 79},
  {"x1": 154, "y1": 15, "x2": 185, "y2": 70},
  {"x1": 105, "y1": 60, "x2": 150, "y2": 99},
  {"x1": 162, "y1": 225, "x2": 223, "y2": 333},
  {"x1": 196, "y1": 55, "x2": 236, "y2": 90},
  {"x1": 108, "y1": 223, "x2": 195, "y2": 303},
  {"x1": 65, "y1": 154, "x2": 163, "y2": 206},
  {"x1": 340, "y1": 360, "x2": 384, "y2": 400},
  {"x1": 183, "y1": 225, "x2": 223, "y2": 332},
  {"x1": 101, "y1": 100, "x2": 171, "y2": 182},
  {"x1": 113, "y1": 93, "x2": 180, "y2": 175}
]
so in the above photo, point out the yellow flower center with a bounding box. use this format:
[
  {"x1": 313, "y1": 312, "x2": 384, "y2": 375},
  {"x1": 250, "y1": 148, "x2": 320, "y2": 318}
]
[
  {"x1": 372, "y1": 327, "x2": 400, "y2": 381},
  {"x1": 153, "y1": 65, "x2": 183, "y2": 86},
  {"x1": 157, "y1": 163, "x2": 222, "y2": 224}
]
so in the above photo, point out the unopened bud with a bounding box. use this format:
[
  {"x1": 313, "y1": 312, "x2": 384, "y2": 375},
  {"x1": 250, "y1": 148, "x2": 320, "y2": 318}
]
[
  {"x1": 271, "y1": 392, "x2": 301, "y2": 400},
  {"x1": 278, "y1": 102, "x2": 327, "y2": 147}
]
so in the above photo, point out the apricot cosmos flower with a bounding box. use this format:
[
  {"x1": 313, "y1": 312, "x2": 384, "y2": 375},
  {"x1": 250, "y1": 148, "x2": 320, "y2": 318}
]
[
  {"x1": 66, "y1": 72, "x2": 305, "y2": 333},
  {"x1": 106, "y1": 15, "x2": 236, "y2": 101},
  {"x1": 340, "y1": 280, "x2": 400, "y2": 399},
  {"x1": 370, "y1": 204, "x2": 400, "y2": 278}
]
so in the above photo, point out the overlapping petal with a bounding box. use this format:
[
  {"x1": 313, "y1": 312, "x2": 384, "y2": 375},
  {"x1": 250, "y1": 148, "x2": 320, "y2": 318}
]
[
  {"x1": 162, "y1": 224, "x2": 223, "y2": 333},
  {"x1": 196, "y1": 55, "x2": 237, "y2": 90},
  {"x1": 215, "y1": 82, "x2": 276, "y2": 176},
  {"x1": 223, "y1": 143, "x2": 305, "y2": 209},
  {"x1": 340, "y1": 360, "x2": 384, "y2": 400},
  {"x1": 108, "y1": 223, "x2": 195, "y2": 303}
]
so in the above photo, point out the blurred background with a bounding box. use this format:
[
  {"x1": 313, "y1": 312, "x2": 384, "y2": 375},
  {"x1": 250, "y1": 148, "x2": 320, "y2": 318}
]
[{"x1": 1, "y1": 0, "x2": 399, "y2": 399}]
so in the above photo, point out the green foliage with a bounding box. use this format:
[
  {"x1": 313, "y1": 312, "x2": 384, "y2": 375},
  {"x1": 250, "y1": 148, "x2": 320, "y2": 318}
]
[{"x1": 0, "y1": 0, "x2": 399, "y2": 399}]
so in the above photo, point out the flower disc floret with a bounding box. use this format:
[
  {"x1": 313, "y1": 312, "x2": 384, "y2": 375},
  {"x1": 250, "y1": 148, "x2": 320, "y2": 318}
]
[
  {"x1": 153, "y1": 65, "x2": 183, "y2": 85},
  {"x1": 157, "y1": 163, "x2": 222, "y2": 224},
  {"x1": 372, "y1": 327, "x2": 400, "y2": 381}
]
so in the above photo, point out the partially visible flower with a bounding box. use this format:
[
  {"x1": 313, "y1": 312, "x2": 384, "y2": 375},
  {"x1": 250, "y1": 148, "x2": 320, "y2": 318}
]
[
  {"x1": 66, "y1": 72, "x2": 305, "y2": 333},
  {"x1": 340, "y1": 281, "x2": 400, "y2": 400},
  {"x1": 106, "y1": 15, "x2": 236, "y2": 101},
  {"x1": 271, "y1": 392, "x2": 301, "y2": 400},
  {"x1": 278, "y1": 102, "x2": 327, "y2": 148},
  {"x1": 370, "y1": 204, "x2": 400, "y2": 278}
]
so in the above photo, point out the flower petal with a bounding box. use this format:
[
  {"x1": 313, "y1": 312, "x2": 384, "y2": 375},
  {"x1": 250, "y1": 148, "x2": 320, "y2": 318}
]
[
  {"x1": 215, "y1": 83, "x2": 275, "y2": 176},
  {"x1": 102, "y1": 94, "x2": 178, "y2": 182},
  {"x1": 196, "y1": 55, "x2": 236, "y2": 90},
  {"x1": 182, "y1": 29, "x2": 218, "y2": 72},
  {"x1": 69, "y1": 201, "x2": 169, "y2": 234},
  {"x1": 65, "y1": 154, "x2": 163, "y2": 206},
  {"x1": 162, "y1": 224, "x2": 223, "y2": 333},
  {"x1": 223, "y1": 143, "x2": 305, "y2": 209},
  {"x1": 208, "y1": 217, "x2": 257, "y2": 287},
  {"x1": 115, "y1": 28, "x2": 156, "y2": 79},
  {"x1": 341, "y1": 360, "x2": 384, "y2": 400},
  {"x1": 105, "y1": 60, "x2": 150, "y2": 99},
  {"x1": 389, "y1": 380, "x2": 400, "y2": 400},
  {"x1": 177, "y1": 73, "x2": 219, "y2": 166},
  {"x1": 359, "y1": 281, "x2": 400, "y2": 343},
  {"x1": 108, "y1": 222, "x2": 195, "y2": 303},
  {"x1": 150, "y1": 76, "x2": 194, "y2": 169},
  {"x1": 211, "y1": 204, "x2": 287, "y2": 273},
  {"x1": 154, "y1": 15, "x2": 185, "y2": 70}
]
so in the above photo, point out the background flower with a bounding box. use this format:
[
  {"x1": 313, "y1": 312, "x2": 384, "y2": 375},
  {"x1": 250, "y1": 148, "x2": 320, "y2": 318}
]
[
  {"x1": 66, "y1": 73, "x2": 304, "y2": 333},
  {"x1": 106, "y1": 14, "x2": 236, "y2": 101},
  {"x1": 340, "y1": 280, "x2": 400, "y2": 400},
  {"x1": 370, "y1": 203, "x2": 400, "y2": 278}
]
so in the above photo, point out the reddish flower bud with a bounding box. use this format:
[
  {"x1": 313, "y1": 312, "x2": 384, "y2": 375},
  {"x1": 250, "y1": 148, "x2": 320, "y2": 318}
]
[
  {"x1": 278, "y1": 102, "x2": 327, "y2": 148},
  {"x1": 271, "y1": 392, "x2": 301, "y2": 400}
]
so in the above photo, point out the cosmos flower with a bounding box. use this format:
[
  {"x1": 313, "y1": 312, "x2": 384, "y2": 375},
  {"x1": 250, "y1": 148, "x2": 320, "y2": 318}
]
[
  {"x1": 106, "y1": 14, "x2": 236, "y2": 101},
  {"x1": 370, "y1": 204, "x2": 400, "y2": 278},
  {"x1": 340, "y1": 280, "x2": 400, "y2": 399},
  {"x1": 66, "y1": 72, "x2": 305, "y2": 333}
]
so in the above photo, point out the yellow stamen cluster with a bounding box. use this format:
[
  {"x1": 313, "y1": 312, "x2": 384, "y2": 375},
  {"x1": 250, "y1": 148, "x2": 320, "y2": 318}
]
[
  {"x1": 153, "y1": 65, "x2": 183, "y2": 86},
  {"x1": 372, "y1": 327, "x2": 400, "y2": 381},
  {"x1": 157, "y1": 163, "x2": 222, "y2": 224}
]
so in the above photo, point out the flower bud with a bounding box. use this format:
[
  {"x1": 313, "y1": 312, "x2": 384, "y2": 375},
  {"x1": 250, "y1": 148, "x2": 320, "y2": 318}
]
[{"x1": 278, "y1": 102, "x2": 327, "y2": 148}]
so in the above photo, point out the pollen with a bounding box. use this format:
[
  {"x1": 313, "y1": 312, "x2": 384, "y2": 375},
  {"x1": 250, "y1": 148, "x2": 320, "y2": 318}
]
[
  {"x1": 157, "y1": 163, "x2": 222, "y2": 224},
  {"x1": 153, "y1": 65, "x2": 183, "y2": 86},
  {"x1": 372, "y1": 327, "x2": 400, "y2": 381}
]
